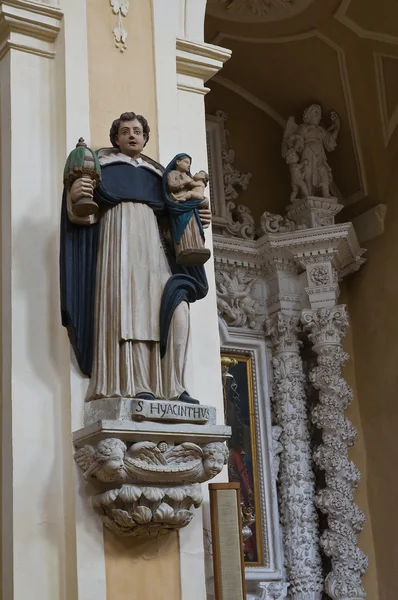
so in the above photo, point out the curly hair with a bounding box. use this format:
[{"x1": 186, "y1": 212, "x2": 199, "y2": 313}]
[
  {"x1": 95, "y1": 438, "x2": 126, "y2": 463},
  {"x1": 202, "y1": 442, "x2": 229, "y2": 463},
  {"x1": 109, "y1": 112, "x2": 150, "y2": 148}
]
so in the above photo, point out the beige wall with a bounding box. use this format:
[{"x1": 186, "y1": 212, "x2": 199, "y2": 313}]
[
  {"x1": 104, "y1": 530, "x2": 181, "y2": 600},
  {"x1": 86, "y1": 2, "x2": 180, "y2": 598},
  {"x1": 347, "y1": 168, "x2": 398, "y2": 600},
  {"x1": 205, "y1": 81, "x2": 290, "y2": 225},
  {"x1": 86, "y1": 0, "x2": 158, "y2": 159}
]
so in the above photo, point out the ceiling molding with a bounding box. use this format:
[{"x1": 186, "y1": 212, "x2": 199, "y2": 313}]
[
  {"x1": 211, "y1": 29, "x2": 317, "y2": 46},
  {"x1": 315, "y1": 30, "x2": 368, "y2": 199},
  {"x1": 212, "y1": 74, "x2": 285, "y2": 126},
  {"x1": 334, "y1": 0, "x2": 398, "y2": 45},
  {"x1": 210, "y1": 28, "x2": 368, "y2": 201},
  {"x1": 206, "y1": 0, "x2": 316, "y2": 24},
  {"x1": 374, "y1": 52, "x2": 398, "y2": 147}
]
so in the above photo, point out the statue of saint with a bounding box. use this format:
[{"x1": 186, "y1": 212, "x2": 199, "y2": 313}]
[
  {"x1": 163, "y1": 154, "x2": 211, "y2": 266},
  {"x1": 60, "y1": 112, "x2": 212, "y2": 405},
  {"x1": 282, "y1": 104, "x2": 340, "y2": 200}
]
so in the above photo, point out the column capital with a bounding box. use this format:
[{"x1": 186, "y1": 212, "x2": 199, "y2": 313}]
[
  {"x1": 265, "y1": 312, "x2": 301, "y2": 353},
  {"x1": 301, "y1": 306, "x2": 349, "y2": 348},
  {"x1": 0, "y1": 0, "x2": 63, "y2": 60}
]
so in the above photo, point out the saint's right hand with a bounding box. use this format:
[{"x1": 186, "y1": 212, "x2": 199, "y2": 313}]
[{"x1": 70, "y1": 177, "x2": 94, "y2": 204}]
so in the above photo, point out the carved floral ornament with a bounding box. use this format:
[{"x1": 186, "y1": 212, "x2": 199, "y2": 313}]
[{"x1": 110, "y1": 0, "x2": 129, "y2": 52}]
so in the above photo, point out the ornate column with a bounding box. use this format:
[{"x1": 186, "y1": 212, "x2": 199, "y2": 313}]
[
  {"x1": 301, "y1": 307, "x2": 368, "y2": 600},
  {"x1": 266, "y1": 312, "x2": 323, "y2": 600}
]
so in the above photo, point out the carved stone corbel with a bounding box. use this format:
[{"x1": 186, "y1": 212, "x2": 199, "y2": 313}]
[{"x1": 75, "y1": 436, "x2": 229, "y2": 537}]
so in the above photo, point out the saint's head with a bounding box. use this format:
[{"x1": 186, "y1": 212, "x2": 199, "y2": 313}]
[
  {"x1": 176, "y1": 155, "x2": 191, "y2": 174},
  {"x1": 109, "y1": 111, "x2": 150, "y2": 159},
  {"x1": 303, "y1": 104, "x2": 322, "y2": 126}
]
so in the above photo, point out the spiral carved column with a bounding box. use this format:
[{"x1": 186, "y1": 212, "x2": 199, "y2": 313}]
[
  {"x1": 301, "y1": 306, "x2": 368, "y2": 600},
  {"x1": 266, "y1": 313, "x2": 323, "y2": 600}
]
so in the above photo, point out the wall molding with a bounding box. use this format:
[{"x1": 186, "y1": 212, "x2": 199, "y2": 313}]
[
  {"x1": 0, "y1": 0, "x2": 63, "y2": 60},
  {"x1": 374, "y1": 51, "x2": 398, "y2": 147},
  {"x1": 334, "y1": 0, "x2": 398, "y2": 46}
]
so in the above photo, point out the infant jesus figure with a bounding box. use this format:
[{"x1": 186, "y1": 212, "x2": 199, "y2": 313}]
[{"x1": 164, "y1": 154, "x2": 211, "y2": 267}]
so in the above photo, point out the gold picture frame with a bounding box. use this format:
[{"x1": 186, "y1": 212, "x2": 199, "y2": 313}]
[{"x1": 221, "y1": 351, "x2": 263, "y2": 567}]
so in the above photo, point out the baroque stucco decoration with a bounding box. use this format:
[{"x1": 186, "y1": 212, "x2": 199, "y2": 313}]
[
  {"x1": 211, "y1": 101, "x2": 368, "y2": 598},
  {"x1": 75, "y1": 438, "x2": 229, "y2": 536},
  {"x1": 216, "y1": 268, "x2": 264, "y2": 329},
  {"x1": 302, "y1": 308, "x2": 368, "y2": 599},
  {"x1": 207, "y1": 110, "x2": 255, "y2": 239},
  {"x1": 266, "y1": 313, "x2": 323, "y2": 600},
  {"x1": 110, "y1": 0, "x2": 129, "y2": 52}
]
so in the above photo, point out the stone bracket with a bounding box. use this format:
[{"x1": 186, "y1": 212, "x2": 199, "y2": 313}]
[{"x1": 74, "y1": 402, "x2": 231, "y2": 537}]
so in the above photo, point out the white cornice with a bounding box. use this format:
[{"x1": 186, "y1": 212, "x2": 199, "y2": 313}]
[
  {"x1": 176, "y1": 37, "x2": 231, "y2": 94},
  {"x1": 0, "y1": 0, "x2": 63, "y2": 60}
]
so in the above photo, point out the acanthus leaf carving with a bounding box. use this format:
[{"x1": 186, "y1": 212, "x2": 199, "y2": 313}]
[{"x1": 260, "y1": 211, "x2": 297, "y2": 234}]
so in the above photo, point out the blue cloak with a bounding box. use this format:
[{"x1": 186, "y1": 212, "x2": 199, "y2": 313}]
[
  {"x1": 60, "y1": 153, "x2": 208, "y2": 377},
  {"x1": 162, "y1": 153, "x2": 205, "y2": 244}
]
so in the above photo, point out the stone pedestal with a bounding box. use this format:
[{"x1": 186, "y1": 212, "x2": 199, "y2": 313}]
[{"x1": 286, "y1": 196, "x2": 344, "y2": 229}]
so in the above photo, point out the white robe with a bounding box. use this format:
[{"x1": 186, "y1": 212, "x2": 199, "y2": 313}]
[{"x1": 73, "y1": 151, "x2": 190, "y2": 400}]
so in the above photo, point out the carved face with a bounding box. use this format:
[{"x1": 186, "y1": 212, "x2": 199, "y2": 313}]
[
  {"x1": 102, "y1": 448, "x2": 125, "y2": 475},
  {"x1": 115, "y1": 119, "x2": 146, "y2": 158},
  {"x1": 204, "y1": 452, "x2": 225, "y2": 477},
  {"x1": 304, "y1": 105, "x2": 322, "y2": 126},
  {"x1": 176, "y1": 156, "x2": 191, "y2": 173}
]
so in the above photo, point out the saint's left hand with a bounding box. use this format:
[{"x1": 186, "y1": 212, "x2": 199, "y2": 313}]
[{"x1": 199, "y1": 208, "x2": 212, "y2": 229}]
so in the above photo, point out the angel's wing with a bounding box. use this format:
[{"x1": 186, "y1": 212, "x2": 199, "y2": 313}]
[
  {"x1": 164, "y1": 442, "x2": 203, "y2": 464},
  {"x1": 74, "y1": 445, "x2": 96, "y2": 474},
  {"x1": 127, "y1": 441, "x2": 167, "y2": 466},
  {"x1": 282, "y1": 116, "x2": 298, "y2": 158}
]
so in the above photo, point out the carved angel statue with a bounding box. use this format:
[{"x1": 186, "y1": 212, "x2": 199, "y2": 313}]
[
  {"x1": 74, "y1": 439, "x2": 228, "y2": 484},
  {"x1": 216, "y1": 270, "x2": 264, "y2": 329},
  {"x1": 282, "y1": 104, "x2": 340, "y2": 201}
]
